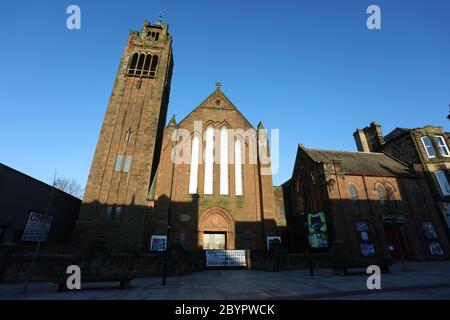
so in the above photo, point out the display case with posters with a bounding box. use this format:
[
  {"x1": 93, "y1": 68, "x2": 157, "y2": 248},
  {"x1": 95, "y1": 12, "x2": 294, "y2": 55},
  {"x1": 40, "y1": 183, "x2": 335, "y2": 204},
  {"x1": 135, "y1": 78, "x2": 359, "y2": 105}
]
[
  {"x1": 421, "y1": 221, "x2": 444, "y2": 256},
  {"x1": 355, "y1": 221, "x2": 375, "y2": 256},
  {"x1": 150, "y1": 235, "x2": 167, "y2": 251},
  {"x1": 307, "y1": 212, "x2": 329, "y2": 248},
  {"x1": 266, "y1": 236, "x2": 282, "y2": 250}
]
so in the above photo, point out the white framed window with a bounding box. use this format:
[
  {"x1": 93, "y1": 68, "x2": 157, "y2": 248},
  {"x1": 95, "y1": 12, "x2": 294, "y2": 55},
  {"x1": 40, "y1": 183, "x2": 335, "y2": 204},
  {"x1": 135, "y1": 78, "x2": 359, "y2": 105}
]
[
  {"x1": 435, "y1": 136, "x2": 450, "y2": 157},
  {"x1": 114, "y1": 155, "x2": 123, "y2": 172},
  {"x1": 421, "y1": 136, "x2": 436, "y2": 158},
  {"x1": 435, "y1": 171, "x2": 450, "y2": 196},
  {"x1": 220, "y1": 127, "x2": 229, "y2": 195},
  {"x1": 204, "y1": 126, "x2": 214, "y2": 195},
  {"x1": 235, "y1": 137, "x2": 243, "y2": 196},
  {"x1": 123, "y1": 155, "x2": 132, "y2": 172},
  {"x1": 189, "y1": 134, "x2": 200, "y2": 194}
]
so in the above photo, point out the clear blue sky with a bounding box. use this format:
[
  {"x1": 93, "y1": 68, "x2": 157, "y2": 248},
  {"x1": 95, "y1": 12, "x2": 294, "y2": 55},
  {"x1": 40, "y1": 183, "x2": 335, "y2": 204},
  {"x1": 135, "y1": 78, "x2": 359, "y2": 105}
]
[{"x1": 0, "y1": 0, "x2": 449, "y2": 189}]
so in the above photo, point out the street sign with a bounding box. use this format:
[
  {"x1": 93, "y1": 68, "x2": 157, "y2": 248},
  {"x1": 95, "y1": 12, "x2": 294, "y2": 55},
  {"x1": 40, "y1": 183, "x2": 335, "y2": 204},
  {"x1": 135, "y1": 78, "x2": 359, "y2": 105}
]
[
  {"x1": 21, "y1": 211, "x2": 53, "y2": 242},
  {"x1": 380, "y1": 214, "x2": 408, "y2": 225}
]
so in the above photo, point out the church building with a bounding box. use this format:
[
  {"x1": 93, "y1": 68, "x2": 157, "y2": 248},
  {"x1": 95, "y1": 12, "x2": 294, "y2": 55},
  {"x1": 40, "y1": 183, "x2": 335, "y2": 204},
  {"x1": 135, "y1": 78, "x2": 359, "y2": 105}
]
[{"x1": 73, "y1": 19, "x2": 286, "y2": 253}]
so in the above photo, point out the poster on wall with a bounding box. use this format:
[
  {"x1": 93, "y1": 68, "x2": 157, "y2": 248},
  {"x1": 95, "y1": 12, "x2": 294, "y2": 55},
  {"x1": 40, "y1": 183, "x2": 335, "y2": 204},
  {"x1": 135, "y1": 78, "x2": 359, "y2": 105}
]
[
  {"x1": 266, "y1": 236, "x2": 281, "y2": 250},
  {"x1": 421, "y1": 221, "x2": 444, "y2": 256},
  {"x1": 307, "y1": 212, "x2": 329, "y2": 248},
  {"x1": 150, "y1": 235, "x2": 167, "y2": 251},
  {"x1": 355, "y1": 221, "x2": 375, "y2": 256},
  {"x1": 421, "y1": 221, "x2": 438, "y2": 240},
  {"x1": 21, "y1": 211, "x2": 53, "y2": 242},
  {"x1": 360, "y1": 243, "x2": 375, "y2": 256}
]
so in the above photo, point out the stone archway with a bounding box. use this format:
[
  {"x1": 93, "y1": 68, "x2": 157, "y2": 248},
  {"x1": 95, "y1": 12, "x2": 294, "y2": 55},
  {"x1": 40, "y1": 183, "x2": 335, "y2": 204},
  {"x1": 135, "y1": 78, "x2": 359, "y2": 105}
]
[{"x1": 199, "y1": 207, "x2": 235, "y2": 249}]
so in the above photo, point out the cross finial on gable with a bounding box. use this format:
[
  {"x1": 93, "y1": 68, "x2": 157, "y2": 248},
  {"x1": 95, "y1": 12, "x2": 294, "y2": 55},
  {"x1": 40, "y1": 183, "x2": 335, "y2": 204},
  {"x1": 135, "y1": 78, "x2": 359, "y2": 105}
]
[
  {"x1": 156, "y1": 11, "x2": 163, "y2": 25},
  {"x1": 215, "y1": 82, "x2": 222, "y2": 90}
]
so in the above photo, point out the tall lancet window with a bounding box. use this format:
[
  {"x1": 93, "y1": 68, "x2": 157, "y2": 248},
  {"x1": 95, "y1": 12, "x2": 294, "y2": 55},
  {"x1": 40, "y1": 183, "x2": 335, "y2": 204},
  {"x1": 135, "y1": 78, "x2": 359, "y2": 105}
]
[
  {"x1": 220, "y1": 126, "x2": 229, "y2": 195},
  {"x1": 235, "y1": 137, "x2": 244, "y2": 196},
  {"x1": 204, "y1": 126, "x2": 214, "y2": 195},
  {"x1": 188, "y1": 134, "x2": 200, "y2": 194}
]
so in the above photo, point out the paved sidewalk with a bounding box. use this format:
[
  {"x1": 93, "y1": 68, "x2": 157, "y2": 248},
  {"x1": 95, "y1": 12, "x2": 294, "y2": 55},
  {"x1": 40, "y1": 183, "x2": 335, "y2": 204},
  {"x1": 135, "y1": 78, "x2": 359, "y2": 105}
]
[{"x1": 1, "y1": 261, "x2": 450, "y2": 300}]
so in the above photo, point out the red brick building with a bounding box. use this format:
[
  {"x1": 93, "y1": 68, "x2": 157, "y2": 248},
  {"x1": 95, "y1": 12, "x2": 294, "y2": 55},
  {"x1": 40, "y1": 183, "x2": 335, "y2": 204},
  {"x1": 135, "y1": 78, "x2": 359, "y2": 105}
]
[
  {"x1": 284, "y1": 145, "x2": 450, "y2": 266},
  {"x1": 147, "y1": 88, "x2": 286, "y2": 251},
  {"x1": 355, "y1": 122, "x2": 450, "y2": 241}
]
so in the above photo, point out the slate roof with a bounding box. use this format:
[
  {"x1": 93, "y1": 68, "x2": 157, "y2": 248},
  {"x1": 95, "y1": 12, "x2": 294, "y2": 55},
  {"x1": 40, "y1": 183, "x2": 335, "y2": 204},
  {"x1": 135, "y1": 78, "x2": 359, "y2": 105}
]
[
  {"x1": 383, "y1": 127, "x2": 409, "y2": 143},
  {"x1": 302, "y1": 147, "x2": 414, "y2": 177}
]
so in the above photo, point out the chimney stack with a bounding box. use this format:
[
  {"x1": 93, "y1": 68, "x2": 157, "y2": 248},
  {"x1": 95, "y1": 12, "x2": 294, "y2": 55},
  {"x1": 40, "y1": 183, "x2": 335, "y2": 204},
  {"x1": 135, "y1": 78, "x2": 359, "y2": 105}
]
[
  {"x1": 354, "y1": 121, "x2": 385, "y2": 152},
  {"x1": 353, "y1": 129, "x2": 370, "y2": 152}
]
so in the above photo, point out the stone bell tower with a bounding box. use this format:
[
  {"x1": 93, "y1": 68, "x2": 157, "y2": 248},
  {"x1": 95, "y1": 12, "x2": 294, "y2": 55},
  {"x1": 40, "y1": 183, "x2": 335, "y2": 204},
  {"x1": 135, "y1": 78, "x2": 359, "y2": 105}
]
[{"x1": 74, "y1": 18, "x2": 174, "y2": 252}]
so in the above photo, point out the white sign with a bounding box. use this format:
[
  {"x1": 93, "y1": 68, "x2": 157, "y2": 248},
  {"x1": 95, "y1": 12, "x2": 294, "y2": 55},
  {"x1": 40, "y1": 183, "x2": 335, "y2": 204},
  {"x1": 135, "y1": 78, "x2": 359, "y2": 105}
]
[
  {"x1": 21, "y1": 211, "x2": 53, "y2": 242},
  {"x1": 205, "y1": 250, "x2": 246, "y2": 267}
]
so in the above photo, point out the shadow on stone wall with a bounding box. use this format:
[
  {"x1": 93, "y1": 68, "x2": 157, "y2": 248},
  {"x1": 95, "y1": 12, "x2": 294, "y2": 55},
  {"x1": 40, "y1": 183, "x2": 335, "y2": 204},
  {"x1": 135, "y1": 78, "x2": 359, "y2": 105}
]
[{"x1": 2, "y1": 194, "x2": 449, "y2": 284}]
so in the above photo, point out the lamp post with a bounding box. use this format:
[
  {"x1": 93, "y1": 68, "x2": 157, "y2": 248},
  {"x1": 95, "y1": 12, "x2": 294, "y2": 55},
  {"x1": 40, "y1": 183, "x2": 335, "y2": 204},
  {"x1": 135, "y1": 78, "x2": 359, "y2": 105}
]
[{"x1": 305, "y1": 220, "x2": 314, "y2": 277}]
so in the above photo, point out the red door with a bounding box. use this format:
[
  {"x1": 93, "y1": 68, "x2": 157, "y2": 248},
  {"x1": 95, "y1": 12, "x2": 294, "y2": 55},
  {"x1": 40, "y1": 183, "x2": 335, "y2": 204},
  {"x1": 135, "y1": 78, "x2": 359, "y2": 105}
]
[{"x1": 384, "y1": 227, "x2": 403, "y2": 260}]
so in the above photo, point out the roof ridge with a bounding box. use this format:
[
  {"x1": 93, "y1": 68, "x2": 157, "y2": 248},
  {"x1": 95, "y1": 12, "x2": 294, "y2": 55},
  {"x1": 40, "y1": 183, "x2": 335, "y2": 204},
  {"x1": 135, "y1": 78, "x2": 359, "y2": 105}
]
[{"x1": 305, "y1": 147, "x2": 385, "y2": 155}]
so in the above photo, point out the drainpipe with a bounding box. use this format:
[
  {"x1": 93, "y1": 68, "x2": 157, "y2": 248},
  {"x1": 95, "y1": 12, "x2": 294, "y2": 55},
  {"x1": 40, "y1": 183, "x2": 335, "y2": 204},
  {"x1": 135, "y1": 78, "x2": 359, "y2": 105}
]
[
  {"x1": 331, "y1": 160, "x2": 354, "y2": 265},
  {"x1": 362, "y1": 174, "x2": 389, "y2": 271},
  {"x1": 257, "y1": 130, "x2": 266, "y2": 250},
  {"x1": 162, "y1": 128, "x2": 178, "y2": 286}
]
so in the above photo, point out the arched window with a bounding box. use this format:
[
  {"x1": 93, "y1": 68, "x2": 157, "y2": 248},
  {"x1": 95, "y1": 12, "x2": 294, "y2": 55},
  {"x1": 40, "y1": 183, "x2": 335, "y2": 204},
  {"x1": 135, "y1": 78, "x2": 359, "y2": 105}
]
[
  {"x1": 150, "y1": 55, "x2": 158, "y2": 77},
  {"x1": 127, "y1": 53, "x2": 159, "y2": 78},
  {"x1": 376, "y1": 185, "x2": 387, "y2": 205},
  {"x1": 349, "y1": 184, "x2": 359, "y2": 213},
  {"x1": 235, "y1": 137, "x2": 244, "y2": 196},
  {"x1": 188, "y1": 134, "x2": 200, "y2": 194},
  {"x1": 386, "y1": 186, "x2": 395, "y2": 201},
  {"x1": 349, "y1": 184, "x2": 358, "y2": 201},
  {"x1": 136, "y1": 53, "x2": 145, "y2": 74},
  {"x1": 386, "y1": 185, "x2": 397, "y2": 210},
  {"x1": 204, "y1": 126, "x2": 214, "y2": 195},
  {"x1": 128, "y1": 53, "x2": 138, "y2": 75},
  {"x1": 220, "y1": 126, "x2": 229, "y2": 195},
  {"x1": 349, "y1": 184, "x2": 358, "y2": 202},
  {"x1": 142, "y1": 54, "x2": 152, "y2": 77}
]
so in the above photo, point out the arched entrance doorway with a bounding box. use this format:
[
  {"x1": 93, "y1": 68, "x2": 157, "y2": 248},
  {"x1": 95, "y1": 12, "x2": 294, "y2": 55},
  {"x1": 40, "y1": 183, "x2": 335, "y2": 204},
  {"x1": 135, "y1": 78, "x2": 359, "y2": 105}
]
[{"x1": 199, "y1": 207, "x2": 234, "y2": 250}]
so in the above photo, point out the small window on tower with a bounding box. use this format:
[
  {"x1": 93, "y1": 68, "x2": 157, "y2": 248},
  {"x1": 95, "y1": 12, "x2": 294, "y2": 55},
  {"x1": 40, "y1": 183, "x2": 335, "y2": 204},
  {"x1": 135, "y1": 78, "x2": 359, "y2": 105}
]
[
  {"x1": 125, "y1": 131, "x2": 133, "y2": 143},
  {"x1": 115, "y1": 155, "x2": 123, "y2": 172},
  {"x1": 123, "y1": 155, "x2": 132, "y2": 172}
]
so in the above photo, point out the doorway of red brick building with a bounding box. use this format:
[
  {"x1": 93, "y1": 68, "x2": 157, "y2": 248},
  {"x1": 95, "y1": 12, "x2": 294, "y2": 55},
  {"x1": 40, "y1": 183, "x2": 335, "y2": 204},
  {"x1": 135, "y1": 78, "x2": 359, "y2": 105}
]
[
  {"x1": 383, "y1": 226, "x2": 405, "y2": 260},
  {"x1": 203, "y1": 232, "x2": 227, "y2": 250}
]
